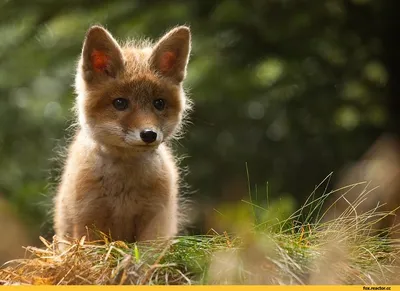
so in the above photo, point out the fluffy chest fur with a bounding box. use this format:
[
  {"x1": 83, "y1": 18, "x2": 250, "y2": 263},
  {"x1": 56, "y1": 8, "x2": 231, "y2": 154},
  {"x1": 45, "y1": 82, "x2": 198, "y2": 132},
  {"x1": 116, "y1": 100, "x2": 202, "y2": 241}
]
[
  {"x1": 69, "y1": 136, "x2": 174, "y2": 240},
  {"x1": 94, "y1": 148, "x2": 171, "y2": 211}
]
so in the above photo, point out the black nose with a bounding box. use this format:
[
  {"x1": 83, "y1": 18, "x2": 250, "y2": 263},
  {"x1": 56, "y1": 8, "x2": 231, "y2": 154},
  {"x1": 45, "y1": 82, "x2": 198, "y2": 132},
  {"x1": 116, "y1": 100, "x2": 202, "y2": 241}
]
[{"x1": 140, "y1": 130, "x2": 157, "y2": 144}]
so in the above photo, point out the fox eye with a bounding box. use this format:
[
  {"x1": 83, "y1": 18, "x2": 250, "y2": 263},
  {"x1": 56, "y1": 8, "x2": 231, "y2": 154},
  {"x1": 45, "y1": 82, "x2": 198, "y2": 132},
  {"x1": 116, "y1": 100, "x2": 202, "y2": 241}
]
[
  {"x1": 112, "y1": 98, "x2": 129, "y2": 111},
  {"x1": 153, "y1": 99, "x2": 166, "y2": 111}
]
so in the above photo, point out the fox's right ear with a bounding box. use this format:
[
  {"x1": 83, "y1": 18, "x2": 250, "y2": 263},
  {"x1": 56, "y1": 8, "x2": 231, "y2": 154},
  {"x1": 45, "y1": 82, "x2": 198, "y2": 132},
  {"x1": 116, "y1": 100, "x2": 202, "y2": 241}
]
[{"x1": 80, "y1": 26, "x2": 124, "y2": 83}]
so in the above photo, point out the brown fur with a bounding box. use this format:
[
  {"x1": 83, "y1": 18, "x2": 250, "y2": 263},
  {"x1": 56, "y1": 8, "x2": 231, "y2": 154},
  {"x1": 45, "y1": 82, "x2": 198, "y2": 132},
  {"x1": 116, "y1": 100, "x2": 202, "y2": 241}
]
[{"x1": 54, "y1": 25, "x2": 191, "y2": 243}]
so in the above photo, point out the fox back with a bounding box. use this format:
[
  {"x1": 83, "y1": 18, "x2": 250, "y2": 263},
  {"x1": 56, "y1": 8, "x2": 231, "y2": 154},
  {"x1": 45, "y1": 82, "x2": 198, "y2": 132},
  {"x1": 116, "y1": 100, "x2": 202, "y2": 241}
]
[{"x1": 54, "y1": 25, "x2": 191, "y2": 243}]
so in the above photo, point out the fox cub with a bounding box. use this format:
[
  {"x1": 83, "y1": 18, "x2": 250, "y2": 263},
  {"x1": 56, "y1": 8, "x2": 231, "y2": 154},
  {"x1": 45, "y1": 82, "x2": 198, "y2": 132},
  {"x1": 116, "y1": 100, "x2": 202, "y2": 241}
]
[{"x1": 54, "y1": 25, "x2": 191, "y2": 243}]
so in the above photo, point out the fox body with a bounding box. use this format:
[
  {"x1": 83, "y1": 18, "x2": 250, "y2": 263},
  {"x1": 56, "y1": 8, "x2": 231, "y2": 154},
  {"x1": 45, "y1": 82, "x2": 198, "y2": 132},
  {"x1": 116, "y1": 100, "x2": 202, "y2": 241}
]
[{"x1": 54, "y1": 25, "x2": 191, "y2": 242}]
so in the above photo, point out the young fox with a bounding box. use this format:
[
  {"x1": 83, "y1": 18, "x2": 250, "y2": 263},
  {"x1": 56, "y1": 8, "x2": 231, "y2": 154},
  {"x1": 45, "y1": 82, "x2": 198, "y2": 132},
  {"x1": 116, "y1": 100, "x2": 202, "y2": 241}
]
[{"x1": 54, "y1": 25, "x2": 191, "y2": 243}]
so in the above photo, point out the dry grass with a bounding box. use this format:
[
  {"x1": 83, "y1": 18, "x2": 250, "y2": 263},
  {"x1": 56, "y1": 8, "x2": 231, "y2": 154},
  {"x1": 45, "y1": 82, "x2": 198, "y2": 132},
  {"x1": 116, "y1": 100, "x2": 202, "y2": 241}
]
[
  {"x1": 1, "y1": 181, "x2": 400, "y2": 285},
  {"x1": 0, "y1": 234, "x2": 233, "y2": 285}
]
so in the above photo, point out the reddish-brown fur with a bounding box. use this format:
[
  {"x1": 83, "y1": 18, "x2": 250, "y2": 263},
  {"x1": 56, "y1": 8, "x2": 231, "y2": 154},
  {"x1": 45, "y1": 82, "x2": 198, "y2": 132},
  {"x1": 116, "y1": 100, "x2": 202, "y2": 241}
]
[{"x1": 54, "y1": 25, "x2": 191, "y2": 243}]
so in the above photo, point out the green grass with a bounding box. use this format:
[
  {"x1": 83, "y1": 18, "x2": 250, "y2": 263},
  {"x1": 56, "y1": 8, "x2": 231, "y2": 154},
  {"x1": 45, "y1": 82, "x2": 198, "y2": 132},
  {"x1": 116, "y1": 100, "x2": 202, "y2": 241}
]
[{"x1": 1, "y1": 179, "x2": 400, "y2": 285}]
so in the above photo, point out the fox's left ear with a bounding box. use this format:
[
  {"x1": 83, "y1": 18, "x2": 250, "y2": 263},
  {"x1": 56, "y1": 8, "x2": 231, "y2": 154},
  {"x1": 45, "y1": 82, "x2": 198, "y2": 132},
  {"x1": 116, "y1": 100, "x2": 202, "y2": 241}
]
[{"x1": 149, "y1": 26, "x2": 191, "y2": 83}]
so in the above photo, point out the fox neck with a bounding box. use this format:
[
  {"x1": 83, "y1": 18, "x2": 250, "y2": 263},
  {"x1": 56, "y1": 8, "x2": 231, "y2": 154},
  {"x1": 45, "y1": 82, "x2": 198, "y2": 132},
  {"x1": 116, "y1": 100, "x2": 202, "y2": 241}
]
[{"x1": 97, "y1": 143, "x2": 161, "y2": 161}]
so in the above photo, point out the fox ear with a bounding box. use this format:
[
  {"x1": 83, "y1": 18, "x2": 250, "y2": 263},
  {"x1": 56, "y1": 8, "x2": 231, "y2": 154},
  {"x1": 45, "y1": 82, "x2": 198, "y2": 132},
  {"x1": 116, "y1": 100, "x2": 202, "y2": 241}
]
[
  {"x1": 80, "y1": 26, "x2": 124, "y2": 83},
  {"x1": 149, "y1": 26, "x2": 191, "y2": 83}
]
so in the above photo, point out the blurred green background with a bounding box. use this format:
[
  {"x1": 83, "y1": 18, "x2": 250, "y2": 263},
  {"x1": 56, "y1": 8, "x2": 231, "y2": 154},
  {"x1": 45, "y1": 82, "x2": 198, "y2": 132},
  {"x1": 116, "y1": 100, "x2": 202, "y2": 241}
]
[{"x1": 0, "y1": 0, "x2": 398, "y2": 259}]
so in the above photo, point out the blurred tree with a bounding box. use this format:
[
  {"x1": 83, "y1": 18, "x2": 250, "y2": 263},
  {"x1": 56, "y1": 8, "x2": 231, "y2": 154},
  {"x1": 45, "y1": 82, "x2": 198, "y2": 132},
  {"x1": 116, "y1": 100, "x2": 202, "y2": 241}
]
[{"x1": 0, "y1": 0, "x2": 391, "y2": 237}]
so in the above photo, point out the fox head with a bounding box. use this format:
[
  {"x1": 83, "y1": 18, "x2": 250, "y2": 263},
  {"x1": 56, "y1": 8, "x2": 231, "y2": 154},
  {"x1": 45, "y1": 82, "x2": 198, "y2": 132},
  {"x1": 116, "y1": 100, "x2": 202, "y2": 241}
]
[{"x1": 75, "y1": 25, "x2": 191, "y2": 152}]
